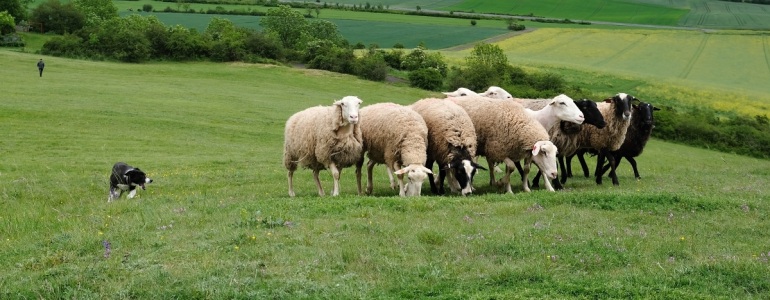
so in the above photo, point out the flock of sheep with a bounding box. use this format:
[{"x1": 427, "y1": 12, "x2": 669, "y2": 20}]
[{"x1": 283, "y1": 87, "x2": 659, "y2": 197}]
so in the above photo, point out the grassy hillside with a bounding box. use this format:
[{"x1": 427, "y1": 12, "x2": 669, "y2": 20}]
[
  {"x1": 443, "y1": 28, "x2": 770, "y2": 117},
  {"x1": 2, "y1": 49, "x2": 769, "y2": 298}
]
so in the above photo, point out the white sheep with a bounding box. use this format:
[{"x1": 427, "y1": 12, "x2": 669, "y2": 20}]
[
  {"x1": 410, "y1": 98, "x2": 484, "y2": 196},
  {"x1": 448, "y1": 95, "x2": 559, "y2": 193},
  {"x1": 283, "y1": 96, "x2": 364, "y2": 197},
  {"x1": 442, "y1": 87, "x2": 479, "y2": 97},
  {"x1": 481, "y1": 86, "x2": 513, "y2": 100},
  {"x1": 355, "y1": 103, "x2": 433, "y2": 197}
]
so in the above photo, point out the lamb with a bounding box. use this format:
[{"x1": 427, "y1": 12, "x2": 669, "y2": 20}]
[
  {"x1": 530, "y1": 99, "x2": 607, "y2": 189},
  {"x1": 354, "y1": 103, "x2": 433, "y2": 197},
  {"x1": 410, "y1": 98, "x2": 485, "y2": 196},
  {"x1": 578, "y1": 101, "x2": 660, "y2": 180},
  {"x1": 283, "y1": 96, "x2": 364, "y2": 197},
  {"x1": 565, "y1": 93, "x2": 635, "y2": 186},
  {"x1": 448, "y1": 95, "x2": 559, "y2": 193}
]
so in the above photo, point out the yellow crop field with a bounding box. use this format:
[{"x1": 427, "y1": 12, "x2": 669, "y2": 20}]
[{"x1": 445, "y1": 28, "x2": 770, "y2": 116}]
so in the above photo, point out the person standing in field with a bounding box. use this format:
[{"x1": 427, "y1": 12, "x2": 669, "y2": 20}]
[{"x1": 37, "y1": 59, "x2": 45, "y2": 77}]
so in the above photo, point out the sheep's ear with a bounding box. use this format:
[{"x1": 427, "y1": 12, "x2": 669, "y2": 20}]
[
  {"x1": 653, "y1": 106, "x2": 661, "y2": 111},
  {"x1": 394, "y1": 167, "x2": 408, "y2": 175},
  {"x1": 531, "y1": 144, "x2": 541, "y2": 156},
  {"x1": 422, "y1": 167, "x2": 433, "y2": 174}
]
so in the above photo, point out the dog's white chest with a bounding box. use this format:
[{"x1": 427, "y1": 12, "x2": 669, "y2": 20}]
[{"x1": 116, "y1": 184, "x2": 131, "y2": 191}]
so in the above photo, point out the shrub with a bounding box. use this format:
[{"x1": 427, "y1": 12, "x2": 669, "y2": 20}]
[
  {"x1": 354, "y1": 52, "x2": 389, "y2": 81},
  {"x1": 29, "y1": 0, "x2": 86, "y2": 34},
  {"x1": 401, "y1": 47, "x2": 447, "y2": 76},
  {"x1": 305, "y1": 40, "x2": 355, "y2": 74},
  {"x1": 41, "y1": 34, "x2": 85, "y2": 57},
  {"x1": 142, "y1": 4, "x2": 153, "y2": 12},
  {"x1": 382, "y1": 49, "x2": 404, "y2": 69},
  {"x1": 244, "y1": 30, "x2": 284, "y2": 60},
  {"x1": 408, "y1": 68, "x2": 443, "y2": 91}
]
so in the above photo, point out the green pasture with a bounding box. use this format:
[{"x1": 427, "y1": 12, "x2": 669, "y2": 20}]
[
  {"x1": 2, "y1": 50, "x2": 770, "y2": 298},
  {"x1": 442, "y1": 28, "x2": 770, "y2": 116}
]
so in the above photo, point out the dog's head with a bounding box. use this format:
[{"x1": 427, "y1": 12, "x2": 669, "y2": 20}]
[{"x1": 125, "y1": 168, "x2": 153, "y2": 190}]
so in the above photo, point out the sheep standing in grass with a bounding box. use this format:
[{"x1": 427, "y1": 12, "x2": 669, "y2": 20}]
[
  {"x1": 283, "y1": 96, "x2": 364, "y2": 197},
  {"x1": 591, "y1": 101, "x2": 660, "y2": 180},
  {"x1": 567, "y1": 93, "x2": 635, "y2": 186},
  {"x1": 449, "y1": 95, "x2": 559, "y2": 193},
  {"x1": 530, "y1": 99, "x2": 607, "y2": 189},
  {"x1": 410, "y1": 98, "x2": 484, "y2": 196},
  {"x1": 355, "y1": 103, "x2": 433, "y2": 197},
  {"x1": 498, "y1": 94, "x2": 584, "y2": 186}
]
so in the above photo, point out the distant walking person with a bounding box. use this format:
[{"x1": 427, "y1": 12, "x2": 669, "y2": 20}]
[{"x1": 37, "y1": 59, "x2": 45, "y2": 77}]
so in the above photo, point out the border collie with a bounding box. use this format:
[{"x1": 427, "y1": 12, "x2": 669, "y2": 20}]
[{"x1": 109, "y1": 162, "x2": 153, "y2": 202}]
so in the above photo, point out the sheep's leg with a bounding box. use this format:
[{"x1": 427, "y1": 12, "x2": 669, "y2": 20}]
[
  {"x1": 394, "y1": 163, "x2": 406, "y2": 197},
  {"x1": 627, "y1": 156, "x2": 641, "y2": 179},
  {"x1": 594, "y1": 151, "x2": 606, "y2": 185},
  {"x1": 366, "y1": 159, "x2": 376, "y2": 195},
  {"x1": 559, "y1": 156, "x2": 569, "y2": 185},
  {"x1": 533, "y1": 170, "x2": 542, "y2": 188},
  {"x1": 313, "y1": 169, "x2": 325, "y2": 196},
  {"x1": 329, "y1": 163, "x2": 341, "y2": 196},
  {"x1": 517, "y1": 158, "x2": 532, "y2": 193},
  {"x1": 577, "y1": 150, "x2": 590, "y2": 178},
  {"x1": 542, "y1": 170, "x2": 555, "y2": 192},
  {"x1": 355, "y1": 158, "x2": 364, "y2": 196},
  {"x1": 606, "y1": 153, "x2": 620, "y2": 186},
  {"x1": 425, "y1": 160, "x2": 439, "y2": 194},
  {"x1": 488, "y1": 161, "x2": 497, "y2": 187},
  {"x1": 565, "y1": 154, "x2": 574, "y2": 178},
  {"x1": 500, "y1": 158, "x2": 520, "y2": 193},
  {"x1": 287, "y1": 169, "x2": 296, "y2": 197},
  {"x1": 514, "y1": 161, "x2": 531, "y2": 188},
  {"x1": 386, "y1": 166, "x2": 397, "y2": 190},
  {"x1": 437, "y1": 168, "x2": 447, "y2": 195}
]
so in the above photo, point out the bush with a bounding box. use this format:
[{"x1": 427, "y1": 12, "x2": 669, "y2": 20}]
[
  {"x1": 382, "y1": 49, "x2": 403, "y2": 69},
  {"x1": 244, "y1": 30, "x2": 284, "y2": 60},
  {"x1": 29, "y1": 0, "x2": 86, "y2": 34},
  {"x1": 305, "y1": 40, "x2": 355, "y2": 74},
  {"x1": 401, "y1": 47, "x2": 447, "y2": 76},
  {"x1": 142, "y1": 4, "x2": 153, "y2": 12},
  {"x1": 354, "y1": 52, "x2": 389, "y2": 81},
  {"x1": 408, "y1": 68, "x2": 443, "y2": 91},
  {"x1": 41, "y1": 34, "x2": 85, "y2": 57}
]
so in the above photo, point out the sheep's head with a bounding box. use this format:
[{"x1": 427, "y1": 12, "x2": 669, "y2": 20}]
[
  {"x1": 481, "y1": 86, "x2": 513, "y2": 100},
  {"x1": 394, "y1": 164, "x2": 433, "y2": 197},
  {"x1": 575, "y1": 99, "x2": 606, "y2": 129},
  {"x1": 335, "y1": 96, "x2": 363, "y2": 125},
  {"x1": 445, "y1": 158, "x2": 486, "y2": 196},
  {"x1": 443, "y1": 87, "x2": 479, "y2": 98},
  {"x1": 530, "y1": 141, "x2": 558, "y2": 180},
  {"x1": 606, "y1": 93, "x2": 634, "y2": 121},
  {"x1": 635, "y1": 102, "x2": 660, "y2": 128},
  {"x1": 549, "y1": 94, "x2": 585, "y2": 125}
]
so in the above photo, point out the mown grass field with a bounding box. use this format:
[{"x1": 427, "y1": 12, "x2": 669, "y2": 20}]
[{"x1": 2, "y1": 50, "x2": 770, "y2": 298}]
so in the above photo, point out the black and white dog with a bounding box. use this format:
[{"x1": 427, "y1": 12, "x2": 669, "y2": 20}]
[{"x1": 109, "y1": 162, "x2": 153, "y2": 202}]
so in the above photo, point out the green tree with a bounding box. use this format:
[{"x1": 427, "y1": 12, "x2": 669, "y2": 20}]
[
  {"x1": 259, "y1": 5, "x2": 307, "y2": 50},
  {"x1": 0, "y1": 10, "x2": 14, "y2": 35},
  {"x1": 0, "y1": 0, "x2": 28, "y2": 22},
  {"x1": 72, "y1": 0, "x2": 117, "y2": 27},
  {"x1": 306, "y1": 19, "x2": 343, "y2": 45},
  {"x1": 462, "y1": 43, "x2": 509, "y2": 90},
  {"x1": 205, "y1": 17, "x2": 246, "y2": 61},
  {"x1": 30, "y1": 0, "x2": 85, "y2": 34}
]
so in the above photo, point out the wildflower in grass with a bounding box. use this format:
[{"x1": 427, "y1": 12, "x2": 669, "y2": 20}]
[
  {"x1": 234, "y1": 246, "x2": 240, "y2": 251},
  {"x1": 98, "y1": 231, "x2": 104, "y2": 236},
  {"x1": 103, "y1": 240, "x2": 111, "y2": 259},
  {"x1": 251, "y1": 235, "x2": 256, "y2": 241},
  {"x1": 680, "y1": 236, "x2": 685, "y2": 241}
]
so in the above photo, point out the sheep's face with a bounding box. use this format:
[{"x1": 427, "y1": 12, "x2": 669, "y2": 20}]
[
  {"x1": 336, "y1": 96, "x2": 363, "y2": 125},
  {"x1": 636, "y1": 102, "x2": 660, "y2": 127},
  {"x1": 610, "y1": 93, "x2": 634, "y2": 121},
  {"x1": 550, "y1": 94, "x2": 585, "y2": 125},
  {"x1": 481, "y1": 86, "x2": 513, "y2": 100},
  {"x1": 575, "y1": 99, "x2": 606, "y2": 129},
  {"x1": 531, "y1": 141, "x2": 558, "y2": 180},
  {"x1": 448, "y1": 159, "x2": 486, "y2": 196},
  {"x1": 395, "y1": 164, "x2": 433, "y2": 196},
  {"x1": 443, "y1": 87, "x2": 478, "y2": 98}
]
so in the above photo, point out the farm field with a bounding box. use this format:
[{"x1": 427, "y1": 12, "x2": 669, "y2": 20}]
[
  {"x1": 2, "y1": 50, "x2": 770, "y2": 298},
  {"x1": 443, "y1": 28, "x2": 770, "y2": 116}
]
